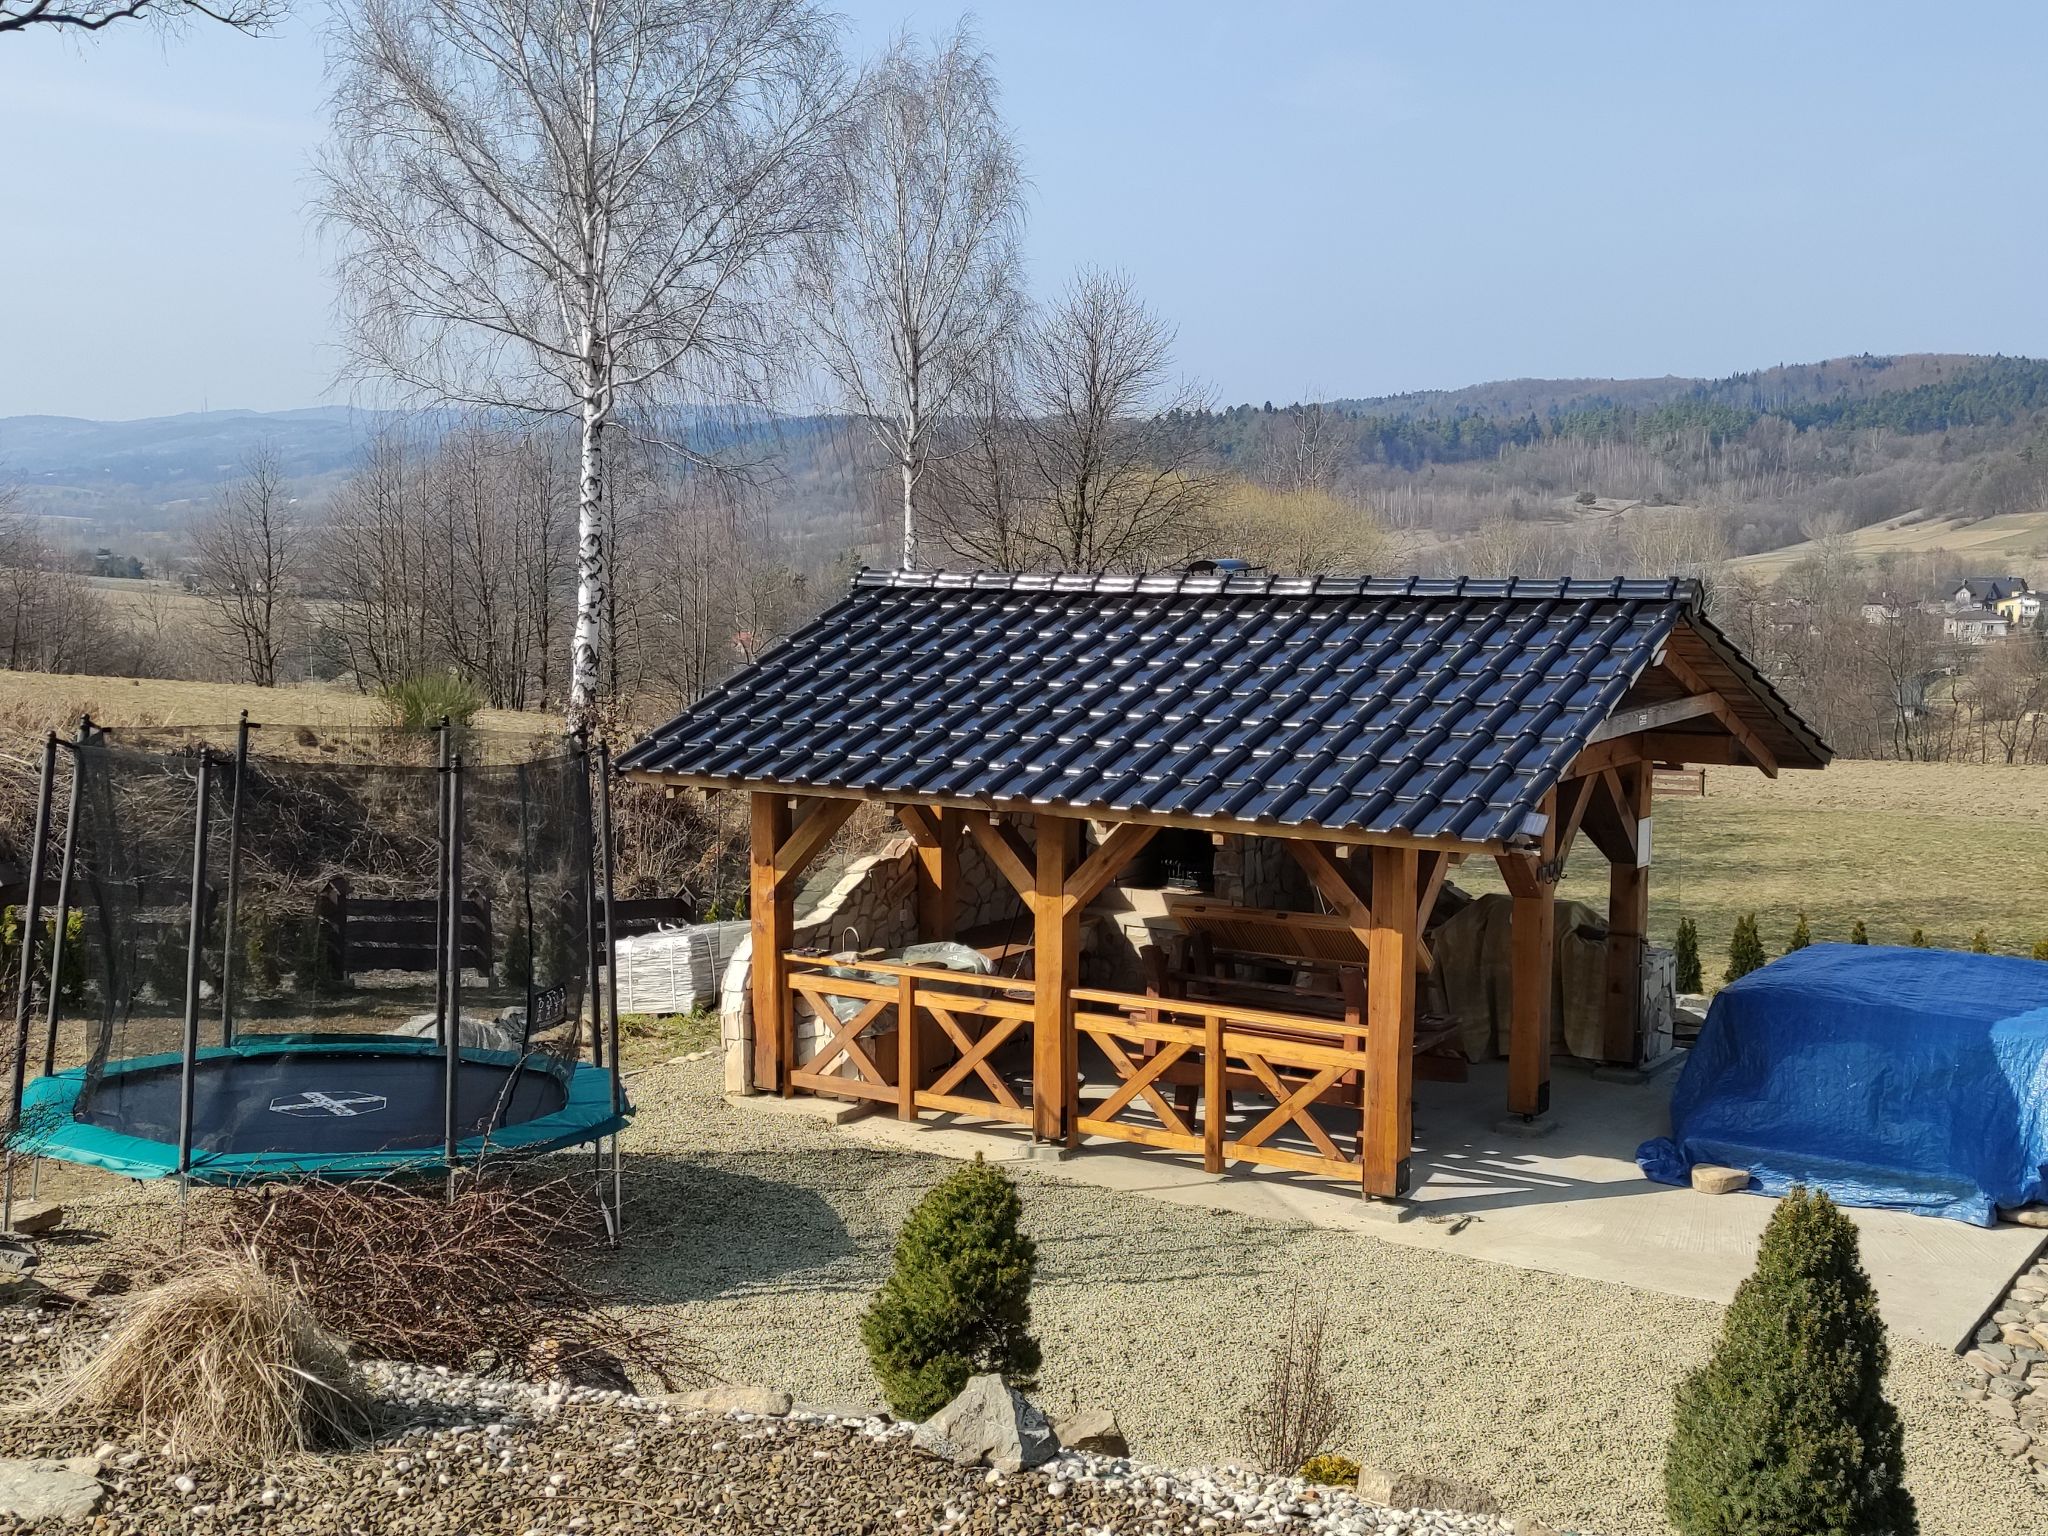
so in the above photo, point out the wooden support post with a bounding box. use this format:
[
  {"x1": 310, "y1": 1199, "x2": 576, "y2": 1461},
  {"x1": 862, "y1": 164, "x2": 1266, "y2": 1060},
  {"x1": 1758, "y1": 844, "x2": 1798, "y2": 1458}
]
[
  {"x1": 897, "y1": 969, "x2": 919, "y2": 1121},
  {"x1": 1031, "y1": 815, "x2": 1079, "y2": 1145},
  {"x1": 1602, "y1": 759, "x2": 1652, "y2": 1066},
  {"x1": 749, "y1": 794, "x2": 794, "y2": 1095},
  {"x1": 899, "y1": 804, "x2": 959, "y2": 942},
  {"x1": 1202, "y1": 1011, "x2": 1225, "y2": 1174},
  {"x1": 1363, "y1": 845, "x2": 1418, "y2": 1200},
  {"x1": 1499, "y1": 787, "x2": 1557, "y2": 1120}
]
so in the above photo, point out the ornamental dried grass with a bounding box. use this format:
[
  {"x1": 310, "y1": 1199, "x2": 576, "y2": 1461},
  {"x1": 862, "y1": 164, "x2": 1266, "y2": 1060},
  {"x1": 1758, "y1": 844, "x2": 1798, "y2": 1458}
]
[{"x1": 33, "y1": 1246, "x2": 371, "y2": 1465}]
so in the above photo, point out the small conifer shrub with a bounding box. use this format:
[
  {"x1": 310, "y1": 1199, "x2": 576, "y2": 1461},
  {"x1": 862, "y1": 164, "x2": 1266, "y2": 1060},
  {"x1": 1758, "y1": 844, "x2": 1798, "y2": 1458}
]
[
  {"x1": 1970, "y1": 929, "x2": 1993, "y2": 954},
  {"x1": 1786, "y1": 912, "x2": 1813, "y2": 953},
  {"x1": 862, "y1": 1156, "x2": 1040, "y2": 1421},
  {"x1": 1666, "y1": 1187, "x2": 1916, "y2": 1536},
  {"x1": 1724, "y1": 914, "x2": 1766, "y2": 984},
  {"x1": 1850, "y1": 920, "x2": 1870, "y2": 945},
  {"x1": 1908, "y1": 928, "x2": 1929, "y2": 948},
  {"x1": 1674, "y1": 917, "x2": 1703, "y2": 993}
]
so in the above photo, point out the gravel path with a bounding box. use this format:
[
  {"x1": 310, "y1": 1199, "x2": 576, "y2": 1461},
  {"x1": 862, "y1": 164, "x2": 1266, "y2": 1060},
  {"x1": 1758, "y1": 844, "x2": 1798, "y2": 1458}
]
[
  {"x1": 21, "y1": 1050, "x2": 2046, "y2": 1536},
  {"x1": 601, "y1": 1055, "x2": 2045, "y2": 1536}
]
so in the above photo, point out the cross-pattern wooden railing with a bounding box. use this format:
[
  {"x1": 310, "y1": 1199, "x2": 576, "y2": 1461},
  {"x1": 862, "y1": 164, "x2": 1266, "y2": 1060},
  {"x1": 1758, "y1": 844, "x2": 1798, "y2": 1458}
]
[
  {"x1": 784, "y1": 956, "x2": 1036, "y2": 1125},
  {"x1": 783, "y1": 960, "x2": 1372, "y2": 1184},
  {"x1": 1071, "y1": 987, "x2": 1367, "y2": 1181}
]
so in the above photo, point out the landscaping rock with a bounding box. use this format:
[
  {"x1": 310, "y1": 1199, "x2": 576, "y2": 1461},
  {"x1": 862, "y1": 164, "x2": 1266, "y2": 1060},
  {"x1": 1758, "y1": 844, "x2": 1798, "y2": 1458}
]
[
  {"x1": 0, "y1": 1456, "x2": 102, "y2": 1523},
  {"x1": 1355, "y1": 1465, "x2": 1499, "y2": 1516},
  {"x1": 1053, "y1": 1406, "x2": 1128, "y2": 1458},
  {"x1": 5, "y1": 1202, "x2": 62, "y2": 1237},
  {"x1": 1998, "y1": 1205, "x2": 2048, "y2": 1229},
  {"x1": 665, "y1": 1385, "x2": 792, "y2": 1417},
  {"x1": 1689, "y1": 1165, "x2": 1751, "y2": 1195},
  {"x1": 911, "y1": 1374, "x2": 1058, "y2": 1473}
]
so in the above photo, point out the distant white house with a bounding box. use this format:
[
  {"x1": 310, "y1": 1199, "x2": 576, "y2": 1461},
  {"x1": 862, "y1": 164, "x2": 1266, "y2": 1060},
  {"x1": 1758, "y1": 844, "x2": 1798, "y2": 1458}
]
[{"x1": 1944, "y1": 611, "x2": 2011, "y2": 644}]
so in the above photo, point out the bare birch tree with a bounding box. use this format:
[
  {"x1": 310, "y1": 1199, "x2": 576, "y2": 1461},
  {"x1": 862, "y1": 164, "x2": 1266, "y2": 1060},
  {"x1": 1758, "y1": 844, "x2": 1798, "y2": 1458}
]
[
  {"x1": 0, "y1": 0, "x2": 280, "y2": 37},
  {"x1": 318, "y1": 0, "x2": 851, "y2": 721},
  {"x1": 798, "y1": 22, "x2": 1024, "y2": 570},
  {"x1": 191, "y1": 444, "x2": 307, "y2": 686}
]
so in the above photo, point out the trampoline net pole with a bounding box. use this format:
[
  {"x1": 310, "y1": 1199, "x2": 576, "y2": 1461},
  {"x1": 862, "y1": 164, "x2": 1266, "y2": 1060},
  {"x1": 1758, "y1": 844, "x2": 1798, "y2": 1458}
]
[
  {"x1": 39, "y1": 721, "x2": 88, "y2": 1079},
  {"x1": 577, "y1": 731, "x2": 601, "y2": 1069},
  {"x1": 217, "y1": 713, "x2": 252, "y2": 1048},
  {"x1": 596, "y1": 741, "x2": 624, "y2": 1244},
  {"x1": 4, "y1": 733, "x2": 59, "y2": 1229},
  {"x1": 174, "y1": 753, "x2": 215, "y2": 1185},
  {"x1": 443, "y1": 749, "x2": 463, "y2": 1180}
]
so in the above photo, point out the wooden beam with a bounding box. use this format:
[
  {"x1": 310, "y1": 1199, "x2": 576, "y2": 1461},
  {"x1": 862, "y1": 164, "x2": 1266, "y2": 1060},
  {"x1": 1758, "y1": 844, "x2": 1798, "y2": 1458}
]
[
  {"x1": 748, "y1": 793, "x2": 794, "y2": 1096},
  {"x1": 1655, "y1": 651, "x2": 1780, "y2": 778},
  {"x1": 1602, "y1": 759, "x2": 1653, "y2": 1066},
  {"x1": 1413, "y1": 849, "x2": 1458, "y2": 973},
  {"x1": 1031, "y1": 815, "x2": 1080, "y2": 1145},
  {"x1": 1502, "y1": 787, "x2": 1556, "y2": 1119},
  {"x1": 622, "y1": 774, "x2": 1507, "y2": 857},
  {"x1": 1284, "y1": 838, "x2": 1372, "y2": 927},
  {"x1": 897, "y1": 804, "x2": 960, "y2": 942},
  {"x1": 1552, "y1": 774, "x2": 1599, "y2": 872},
  {"x1": 1563, "y1": 736, "x2": 1647, "y2": 779},
  {"x1": 773, "y1": 795, "x2": 860, "y2": 887},
  {"x1": 1585, "y1": 693, "x2": 1720, "y2": 744},
  {"x1": 1064, "y1": 821, "x2": 1159, "y2": 911},
  {"x1": 1363, "y1": 845, "x2": 1419, "y2": 1201},
  {"x1": 961, "y1": 809, "x2": 1036, "y2": 899}
]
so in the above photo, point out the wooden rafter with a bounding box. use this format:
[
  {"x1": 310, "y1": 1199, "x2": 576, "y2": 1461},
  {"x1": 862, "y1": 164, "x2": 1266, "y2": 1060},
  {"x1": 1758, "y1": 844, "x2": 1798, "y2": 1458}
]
[
  {"x1": 1065, "y1": 821, "x2": 1159, "y2": 911},
  {"x1": 1651, "y1": 650, "x2": 1780, "y2": 778},
  {"x1": 774, "y1": 796, "x2": 860, "y2": 885},
  {"x1": 1284, "y1": 839, "x2": 1372, "y2": 927},
  {"x1": 960, "y1": 809, "x2": 1035, "y2": 899}
]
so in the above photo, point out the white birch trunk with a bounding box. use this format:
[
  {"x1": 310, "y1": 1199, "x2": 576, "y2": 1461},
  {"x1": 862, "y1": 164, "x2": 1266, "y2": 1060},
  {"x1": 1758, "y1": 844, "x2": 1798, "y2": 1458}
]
[{"x1": 570, "y1": 374, "x2": 605, "y2": 721}]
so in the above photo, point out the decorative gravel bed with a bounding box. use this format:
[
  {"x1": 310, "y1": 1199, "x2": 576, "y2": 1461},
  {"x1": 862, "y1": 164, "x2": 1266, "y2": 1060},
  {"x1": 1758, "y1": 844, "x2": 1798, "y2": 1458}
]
[
  {"x1": 0, "y1": 1320, "x2": 1520, "y2": 1535},
  {"x1": 18, "y1": 1051, "x2": 2048, "y2": 1536}
]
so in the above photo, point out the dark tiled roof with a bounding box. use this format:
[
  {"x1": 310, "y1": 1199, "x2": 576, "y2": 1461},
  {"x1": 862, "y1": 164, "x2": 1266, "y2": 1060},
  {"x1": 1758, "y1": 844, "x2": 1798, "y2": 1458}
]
[{"x1": 621, "y1": 571, "x2": 1828, "y2": 849}]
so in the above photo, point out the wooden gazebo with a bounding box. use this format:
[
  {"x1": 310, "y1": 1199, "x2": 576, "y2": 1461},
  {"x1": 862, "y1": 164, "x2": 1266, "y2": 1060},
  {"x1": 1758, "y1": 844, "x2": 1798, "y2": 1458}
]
[{"x1": 622, "y1": 571, "x2": 1828, "y2": 1202}]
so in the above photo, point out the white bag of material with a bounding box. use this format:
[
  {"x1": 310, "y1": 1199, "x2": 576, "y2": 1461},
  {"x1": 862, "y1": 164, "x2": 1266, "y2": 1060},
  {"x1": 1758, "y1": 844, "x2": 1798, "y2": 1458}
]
[{"x1": 612, "y1": 921, "x2": 749, "y2": 1014}]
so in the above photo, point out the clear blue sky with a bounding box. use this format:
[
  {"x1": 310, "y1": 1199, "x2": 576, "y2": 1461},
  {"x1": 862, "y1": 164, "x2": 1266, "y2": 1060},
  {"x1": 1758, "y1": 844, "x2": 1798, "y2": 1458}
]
[{"x1": 4, "y1": 1, "x2": 2045, "y2": 420}]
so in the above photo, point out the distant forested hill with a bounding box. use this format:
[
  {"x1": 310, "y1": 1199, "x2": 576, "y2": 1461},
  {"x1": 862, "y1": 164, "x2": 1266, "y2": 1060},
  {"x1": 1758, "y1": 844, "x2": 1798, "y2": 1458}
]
[
  {"x1": 1189, "y1": 354, "x2": 2048, "y2": 562},
  {"x1": 10, "y1": 353, "x2": 2048, "y2": 574}
]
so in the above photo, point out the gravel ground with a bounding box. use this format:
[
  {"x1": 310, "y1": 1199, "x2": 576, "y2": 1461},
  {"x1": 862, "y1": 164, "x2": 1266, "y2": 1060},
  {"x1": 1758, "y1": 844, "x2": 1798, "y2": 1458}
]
[
  {"x1": 21, "y1": 1049, "x2": 2047, "y2": 1536},
  {"x1": 602, "y1": 1055, "x2": 2046, "y2": 1536},
  {"x1": 0, "y1": 1331, "x2": 1518, "y2": 1536}
]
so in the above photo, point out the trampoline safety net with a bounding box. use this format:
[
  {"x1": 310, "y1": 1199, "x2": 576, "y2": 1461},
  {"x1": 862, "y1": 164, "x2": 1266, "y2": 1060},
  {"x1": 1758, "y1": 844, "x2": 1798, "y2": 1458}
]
[{"x1": 18, "y1": 726, "x2": 615, "y2": 1175}]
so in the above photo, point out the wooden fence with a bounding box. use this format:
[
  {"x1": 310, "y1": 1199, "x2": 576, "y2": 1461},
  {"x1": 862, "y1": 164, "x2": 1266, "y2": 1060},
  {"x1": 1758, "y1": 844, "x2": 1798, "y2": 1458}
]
[{"x1": 782, "y1": 957, "x2": 1368, "y2": 1184}]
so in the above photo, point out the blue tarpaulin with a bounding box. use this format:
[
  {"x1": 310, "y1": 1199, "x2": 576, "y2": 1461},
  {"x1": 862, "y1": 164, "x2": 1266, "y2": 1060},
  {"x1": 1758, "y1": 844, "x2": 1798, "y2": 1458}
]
[{"x1": 1638, "y1": 944, "x2": 2048, "y2": 1226}]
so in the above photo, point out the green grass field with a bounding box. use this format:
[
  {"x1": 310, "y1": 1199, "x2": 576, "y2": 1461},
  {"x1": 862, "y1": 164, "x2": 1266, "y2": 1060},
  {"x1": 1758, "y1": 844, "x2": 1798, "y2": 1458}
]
[{"x1": 1462, "y1": 758, "x2": 2048, "y2": 971}]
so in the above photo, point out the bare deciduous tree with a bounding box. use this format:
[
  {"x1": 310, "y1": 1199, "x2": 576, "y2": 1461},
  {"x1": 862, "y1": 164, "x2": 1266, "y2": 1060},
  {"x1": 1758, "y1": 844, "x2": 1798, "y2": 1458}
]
[
  {"x1": 0, "y1": 0, "x2": 280, "y2": 37},
  {"x1": 1016, "y1": 267, "x2": 1216, "y2": 573},
  {"x1": 191, "y1": 445, "x2": 307, "y2": 686},
  {"x1": 318, "y1": 0, "x2": 852, "y2": 720},
  {"x1": 798, "y1": 22, "x2": 1024, "y2": 570},
  {"x1": 924, "y1": 339, "x2": 1040, "y2": 569}
]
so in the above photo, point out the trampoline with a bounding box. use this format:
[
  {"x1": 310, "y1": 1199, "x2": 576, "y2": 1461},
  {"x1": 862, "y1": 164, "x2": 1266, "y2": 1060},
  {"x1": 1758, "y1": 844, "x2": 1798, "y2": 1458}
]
[{"x1": 2, "y1": 719, "x2": 631, "y2": 1222}]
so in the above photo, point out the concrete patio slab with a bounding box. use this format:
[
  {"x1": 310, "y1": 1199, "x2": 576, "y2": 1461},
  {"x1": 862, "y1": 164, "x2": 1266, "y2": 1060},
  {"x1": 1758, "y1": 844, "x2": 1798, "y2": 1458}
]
[{"x1": 761, "y1": 1059, "x2": 2044, "y2": 1351}]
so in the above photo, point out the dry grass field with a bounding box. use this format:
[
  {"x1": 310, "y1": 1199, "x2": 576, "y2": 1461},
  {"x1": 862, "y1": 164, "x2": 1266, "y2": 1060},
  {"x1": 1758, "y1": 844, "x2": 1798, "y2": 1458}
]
[
  {"x1": 1731, "y1": 506, "x2": 2048, "y2": 579},
  {"x1": 1, "y1": 668, "x2": 2041, "y2": 962},
  {"x1": 1465, "y1": 757, "x2": 2048, "y2": 967},
  {"x1": 0, "y1": 670, "x2": 556, "y2": 740}
]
